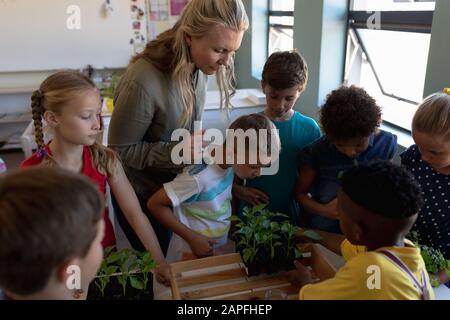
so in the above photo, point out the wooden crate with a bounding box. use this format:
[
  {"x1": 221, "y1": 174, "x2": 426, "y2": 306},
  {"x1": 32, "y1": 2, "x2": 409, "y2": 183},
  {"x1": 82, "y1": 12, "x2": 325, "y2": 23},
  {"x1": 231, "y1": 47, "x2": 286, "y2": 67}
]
[{"x1": 168, "y1": 243, "x2": 337, "y2": 300}]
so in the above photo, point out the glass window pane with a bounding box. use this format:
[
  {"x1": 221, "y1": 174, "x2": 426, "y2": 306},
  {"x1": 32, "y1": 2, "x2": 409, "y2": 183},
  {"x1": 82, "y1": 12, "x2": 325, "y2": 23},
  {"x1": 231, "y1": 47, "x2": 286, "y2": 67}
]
[
  {"x1": 269, "y1": 16, "x2": 294, "y2": 27},
  {"x1": 352, "y1": 0, "x2": 435, "y2": 11},
  {"x1": 269, "y1": 27, "x2": 294, "y2": 55},
  {"x1": 270, "y1": 0, "x2": 295, "y2": 11},
  {"x1": 359, "y1": 61, "x2": 419, "y2": 130},
  {"x1": 357, "y1": 29, "x2": 431, "y2": 103}
]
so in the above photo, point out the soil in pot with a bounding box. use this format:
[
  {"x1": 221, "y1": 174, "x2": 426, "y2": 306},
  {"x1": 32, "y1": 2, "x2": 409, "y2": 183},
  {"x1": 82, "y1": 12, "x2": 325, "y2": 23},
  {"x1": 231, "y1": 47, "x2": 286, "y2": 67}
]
[{"x1": 87, "y1": 274, "x2": 153, "y2": 300}]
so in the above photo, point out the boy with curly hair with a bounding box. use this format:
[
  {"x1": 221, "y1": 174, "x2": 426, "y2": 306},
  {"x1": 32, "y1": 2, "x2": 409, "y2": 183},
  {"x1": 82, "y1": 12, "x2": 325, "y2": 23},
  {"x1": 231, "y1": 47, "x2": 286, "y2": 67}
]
[
  {"x1": 288, "y1": 161, "x2": 434, "y2": 300},
  {"x1": 295, "y1": 86, "x2": 397, "y2": 233}
]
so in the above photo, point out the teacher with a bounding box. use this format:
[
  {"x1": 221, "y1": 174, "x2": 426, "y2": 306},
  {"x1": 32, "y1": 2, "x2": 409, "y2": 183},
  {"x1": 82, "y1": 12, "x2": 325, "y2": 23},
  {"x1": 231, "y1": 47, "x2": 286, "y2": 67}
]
[{"x1": 108, "y1": 0, "x2": 249, "y2": 254}]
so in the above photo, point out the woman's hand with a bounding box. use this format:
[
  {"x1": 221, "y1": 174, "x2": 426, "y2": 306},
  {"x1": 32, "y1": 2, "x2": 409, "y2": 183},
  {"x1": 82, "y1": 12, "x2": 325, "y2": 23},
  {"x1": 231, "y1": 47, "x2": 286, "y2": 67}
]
[
  {"x1": 233, "y1": 184, "x2": 270, "y2": 206},
  {"x1": 188, "y1": 233, "x2": 217, "y2": 257}
]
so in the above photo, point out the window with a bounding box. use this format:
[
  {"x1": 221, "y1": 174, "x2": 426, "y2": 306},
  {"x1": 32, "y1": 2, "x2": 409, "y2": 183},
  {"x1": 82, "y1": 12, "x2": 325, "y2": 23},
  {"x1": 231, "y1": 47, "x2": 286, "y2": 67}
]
[
  {"x1": 268, "y1": 0, "x2": 294, "y2": 56},
  {"x1": 345, "y1": 0, "x2": 435, "y2": 131},
  {"x1": 352, "y1": 0, "x2": 435, "y2": 12}
]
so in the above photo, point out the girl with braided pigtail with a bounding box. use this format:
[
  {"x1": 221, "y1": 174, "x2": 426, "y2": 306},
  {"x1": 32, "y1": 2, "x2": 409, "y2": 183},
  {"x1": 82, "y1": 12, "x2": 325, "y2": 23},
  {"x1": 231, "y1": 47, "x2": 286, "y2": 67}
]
[
  {"x1": 30, "y1": 90, "x2": 57, "y2": 165},
  {"x1": 21, "y1": 71, "x2": 171, "y2": 286}
]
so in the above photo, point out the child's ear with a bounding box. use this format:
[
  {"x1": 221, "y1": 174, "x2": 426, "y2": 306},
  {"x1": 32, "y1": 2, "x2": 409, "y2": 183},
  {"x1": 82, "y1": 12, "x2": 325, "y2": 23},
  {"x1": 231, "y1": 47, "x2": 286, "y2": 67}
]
[
  {"x1": 43, "y1": 110, "x2": 59, "y2": 128},
  {"x1": 353, "y1": 221, "x2": 367, "y2": 244},
  {"x1": 57, "y1": 259, "x2": 87, "y2": 299},
  {"x1": 261, "y1": 81, "x2": 267, "y2": 94},
  {"x1": 55, "y1": 258, "x2": 79, "y2": 285}
]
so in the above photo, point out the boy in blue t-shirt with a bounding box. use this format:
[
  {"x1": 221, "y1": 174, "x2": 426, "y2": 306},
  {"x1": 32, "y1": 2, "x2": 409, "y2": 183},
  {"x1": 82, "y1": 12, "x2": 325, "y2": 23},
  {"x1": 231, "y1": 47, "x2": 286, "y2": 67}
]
[
  {"x1": 234, "y1": 51, "x2": 320, "y2": 225},
  {"x1": 296, "y1": 86, "x2": 397, "y2": 233}
]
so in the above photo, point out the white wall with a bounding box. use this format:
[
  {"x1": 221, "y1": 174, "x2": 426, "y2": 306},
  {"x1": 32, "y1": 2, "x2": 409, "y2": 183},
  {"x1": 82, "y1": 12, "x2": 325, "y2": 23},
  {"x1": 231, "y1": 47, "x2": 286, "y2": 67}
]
[{"x1": 0, "y1": 0, "x2": 138, "y2": 72}]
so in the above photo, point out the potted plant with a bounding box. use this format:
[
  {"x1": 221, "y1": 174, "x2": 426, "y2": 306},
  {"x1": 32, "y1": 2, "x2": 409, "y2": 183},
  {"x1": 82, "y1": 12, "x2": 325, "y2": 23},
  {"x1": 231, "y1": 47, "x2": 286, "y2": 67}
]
[
  {"x1": 231, "y1": 204, "x2": 308, "y2": 276},
  {"x1": 87, "y1": 246, "x2": 156, "y2": 300},
  {"x1": 408, "y1": 231, "x2": 450, "y2": 287}
]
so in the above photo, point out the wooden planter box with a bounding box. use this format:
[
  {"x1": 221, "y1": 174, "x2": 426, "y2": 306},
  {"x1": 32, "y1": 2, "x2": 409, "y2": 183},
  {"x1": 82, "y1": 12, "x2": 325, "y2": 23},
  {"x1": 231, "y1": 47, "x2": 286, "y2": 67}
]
[{"x1": 168, "y1": 243, "x2": 337, "y2": 300}]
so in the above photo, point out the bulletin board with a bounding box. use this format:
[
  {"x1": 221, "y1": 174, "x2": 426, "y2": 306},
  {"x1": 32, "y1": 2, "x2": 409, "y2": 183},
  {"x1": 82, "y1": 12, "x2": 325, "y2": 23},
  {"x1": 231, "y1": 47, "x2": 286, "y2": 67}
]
[
  {"x1": 0, "y1": 0, "x2": 148, "y2": 72},
  {"x1": 146, "y1": 0, "x2": 188, "y2": 41}
]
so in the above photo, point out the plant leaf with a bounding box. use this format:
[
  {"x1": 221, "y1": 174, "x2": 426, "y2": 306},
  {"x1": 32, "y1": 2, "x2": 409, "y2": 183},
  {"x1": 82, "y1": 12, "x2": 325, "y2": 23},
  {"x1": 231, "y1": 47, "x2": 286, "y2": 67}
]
[
  {"x1": 270, "y1": 222, "x2": 279, "y2": 231},
  {"x1": 243, "y1": 248, "x2": 253, "y2": 264},
  {"x1": 303, "y1": 230, "x2": 322, "y2": 241},
  {"x1": 280, "y1": 223, "x2": 289, "y2": 233},
  {"x1": 253, "y1": 203, "x2": 268, "y2": 213},
  {"x1": 129, "y1": 276, "x2": 144, "y2": 290},
  {"x1": 106, "y1": 266, "x2": 118, "y2": 275}
]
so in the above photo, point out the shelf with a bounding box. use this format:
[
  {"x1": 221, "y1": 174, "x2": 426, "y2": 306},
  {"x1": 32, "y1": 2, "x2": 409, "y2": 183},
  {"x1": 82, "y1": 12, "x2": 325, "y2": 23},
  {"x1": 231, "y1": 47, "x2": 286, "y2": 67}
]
[
  {"x1": 0, "y1": 112, "x2": 32, "y2": 124},
  {"x1": 0, "y1": 131, "x2": 22, "y2": 151},
  {"x1": 0, "y1": 142, "x2": 22, "y2": 151},
  {"x1": 0, "y1": 87, "x2": 36, "y2": 94},
  {"x1": 204, "y1": 89, "x2": 265, "y2": 110}
]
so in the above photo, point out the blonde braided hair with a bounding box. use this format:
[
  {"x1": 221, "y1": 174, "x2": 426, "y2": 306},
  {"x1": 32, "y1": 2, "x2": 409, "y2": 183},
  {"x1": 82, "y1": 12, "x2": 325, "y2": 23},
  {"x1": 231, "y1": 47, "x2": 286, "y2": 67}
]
[
  {"x1": 31, "y1": 90, "x2": 45, "y2": 150},
  {"x1": 30, "y1": 71, "x2": 120, "y2": 178}
]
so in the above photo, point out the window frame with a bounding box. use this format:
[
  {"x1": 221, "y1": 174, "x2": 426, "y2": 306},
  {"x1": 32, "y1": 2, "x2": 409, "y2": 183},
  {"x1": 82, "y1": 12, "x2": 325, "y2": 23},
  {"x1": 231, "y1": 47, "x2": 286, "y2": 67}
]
[
  {"x1": 348, "y1": 10, "x2": 433, "y2": 33},
  {"x1": 345, "y1": 3, "x2": 435, "y2": 131},
  {"x1": 268, "y1": 1, "x2": 294, "y2": 55}
]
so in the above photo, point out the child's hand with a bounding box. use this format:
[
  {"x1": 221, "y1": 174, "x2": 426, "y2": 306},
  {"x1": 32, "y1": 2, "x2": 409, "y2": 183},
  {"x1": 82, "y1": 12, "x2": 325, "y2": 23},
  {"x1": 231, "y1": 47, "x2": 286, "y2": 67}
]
[
  {"x1": 233, "y1": 185, "x2": 269, "y2": 206},
  {"x1": 285, "y1": 260, "x2": 313, "y2": 289},
  {"x1": 154, "y1": 262, "x2": 172, "y2": 287},
  {"x1": 323, "y1": 198, "x2": 339, "y2": 219},
  {"x1": 294, "y1": 228, "x2": 309, "y2": 244},
  {"x1": 437, "y1": 268, "x2": 450, "y2": 285},
  {"x1": 189, "y1": 233, "x2": 217, "y2": 257}
]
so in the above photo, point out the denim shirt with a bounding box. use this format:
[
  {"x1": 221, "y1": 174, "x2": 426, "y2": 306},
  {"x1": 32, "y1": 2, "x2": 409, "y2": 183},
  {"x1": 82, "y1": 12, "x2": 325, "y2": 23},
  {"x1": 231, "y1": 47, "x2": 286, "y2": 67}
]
[{"x1": 298, "y1": 130, "x2": 397, "y2": 232}]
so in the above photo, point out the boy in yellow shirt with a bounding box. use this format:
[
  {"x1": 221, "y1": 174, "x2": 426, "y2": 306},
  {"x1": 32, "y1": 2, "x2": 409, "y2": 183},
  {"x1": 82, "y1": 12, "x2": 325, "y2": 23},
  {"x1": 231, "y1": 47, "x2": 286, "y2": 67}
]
[{"x1": 287, "y1": 161, "x2": 435, "y2": 300}]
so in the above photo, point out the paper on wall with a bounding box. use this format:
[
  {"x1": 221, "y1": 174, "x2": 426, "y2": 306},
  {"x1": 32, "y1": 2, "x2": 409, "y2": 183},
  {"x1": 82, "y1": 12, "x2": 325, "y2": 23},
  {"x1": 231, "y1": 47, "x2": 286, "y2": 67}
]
[{"x1": 148, "y1": 0, "x2": 169, "y2": 21}]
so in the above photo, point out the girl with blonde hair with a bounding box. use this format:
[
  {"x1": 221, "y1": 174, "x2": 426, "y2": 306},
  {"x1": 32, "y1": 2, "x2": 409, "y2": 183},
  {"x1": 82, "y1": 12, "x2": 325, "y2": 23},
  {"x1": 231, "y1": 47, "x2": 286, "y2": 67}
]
[
  {"x1": 21, "y1": 71, "x2": 171, "y2": 286},
  {"x1": 401, "y1": 90, "x2": 450, "y2": 274},
  {"x1": 108, "y1": 0, "x2": 249, "y2": 253}
]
